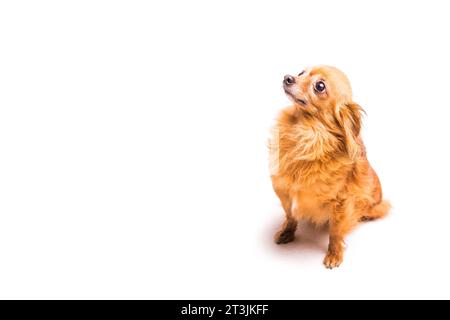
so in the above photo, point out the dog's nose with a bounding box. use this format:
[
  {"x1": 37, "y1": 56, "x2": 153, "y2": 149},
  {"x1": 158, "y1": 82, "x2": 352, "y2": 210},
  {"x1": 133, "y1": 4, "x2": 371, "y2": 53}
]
[{"x1": 284, "y1": 75, "x2": 295, "y2": 86}]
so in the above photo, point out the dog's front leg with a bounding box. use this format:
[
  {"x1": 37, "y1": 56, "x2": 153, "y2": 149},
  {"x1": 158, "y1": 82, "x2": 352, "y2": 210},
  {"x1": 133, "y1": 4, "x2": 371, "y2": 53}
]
[
  {"x1": 273, "y1": 190, "x2": 298, "y2": 244},
  {"x1": 324, "y1": 200, "x2": 357, "y2": 269}
]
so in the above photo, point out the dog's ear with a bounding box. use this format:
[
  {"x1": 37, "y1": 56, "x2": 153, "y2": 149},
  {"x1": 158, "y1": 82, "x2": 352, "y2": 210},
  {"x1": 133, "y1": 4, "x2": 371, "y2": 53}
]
[{"x1": 334, "y1": 102, "x2": 363, "y2": 160}]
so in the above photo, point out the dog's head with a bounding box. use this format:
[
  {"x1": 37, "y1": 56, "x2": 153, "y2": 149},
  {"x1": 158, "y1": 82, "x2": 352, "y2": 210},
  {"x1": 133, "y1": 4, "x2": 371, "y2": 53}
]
[
  {"x1": 283, "y1": 65, "x2": 353, "y2": 112},
  {"x1": 283, "y1": 65, "x2": 363, "y2": 160}
]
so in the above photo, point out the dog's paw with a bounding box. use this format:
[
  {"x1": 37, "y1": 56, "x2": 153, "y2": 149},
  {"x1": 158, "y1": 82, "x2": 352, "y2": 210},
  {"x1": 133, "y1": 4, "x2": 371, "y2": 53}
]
[
  {"x1": 274, "y1": 229, "x2": 295, "y2": 244},
  {"x1": 323, "y1": 251, "x2": 343, "y2": 269}
]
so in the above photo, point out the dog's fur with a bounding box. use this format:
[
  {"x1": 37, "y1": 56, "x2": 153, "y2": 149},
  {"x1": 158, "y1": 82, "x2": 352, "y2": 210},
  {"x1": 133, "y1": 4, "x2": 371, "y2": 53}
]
[{"x1": 270, "y1": 65, "x2": 390, "y2": 269}]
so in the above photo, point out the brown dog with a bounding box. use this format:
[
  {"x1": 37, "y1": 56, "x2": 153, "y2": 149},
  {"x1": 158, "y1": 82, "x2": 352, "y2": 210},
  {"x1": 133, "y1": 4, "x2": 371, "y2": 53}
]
[{"x1": 269, "y1": 65, "x2": 390, "y2": 269}]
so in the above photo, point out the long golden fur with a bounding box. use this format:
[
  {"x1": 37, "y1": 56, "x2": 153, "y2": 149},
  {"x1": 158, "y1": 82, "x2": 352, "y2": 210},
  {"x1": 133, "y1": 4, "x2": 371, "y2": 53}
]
[{"x1": 270, "y1": 65, "x2": 390, "y2": 269}]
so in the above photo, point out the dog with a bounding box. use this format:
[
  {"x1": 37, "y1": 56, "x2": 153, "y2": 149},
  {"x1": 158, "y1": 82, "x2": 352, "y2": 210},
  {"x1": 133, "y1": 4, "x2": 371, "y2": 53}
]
[{"x1": 269, "y1": 65, "x2": 390, "y2": 269}]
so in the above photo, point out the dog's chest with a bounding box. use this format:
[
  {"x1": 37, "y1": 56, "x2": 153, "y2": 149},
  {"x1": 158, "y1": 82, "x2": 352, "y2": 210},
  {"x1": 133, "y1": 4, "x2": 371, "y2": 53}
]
[
  {"x1": 271, "y1": 121, "x2": 341, "y2": 177},
  {"x1": 291, "y1": 182, "x2": 341, "y2": 225},
  {"x1": 270, "y1": 120, "x2": 350, "y2": 224}
]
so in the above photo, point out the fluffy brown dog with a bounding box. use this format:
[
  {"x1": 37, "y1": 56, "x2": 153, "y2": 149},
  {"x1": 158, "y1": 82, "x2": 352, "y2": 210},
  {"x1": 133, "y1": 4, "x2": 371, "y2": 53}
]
[{"x1": 270, "y1": 65, "x2": 390, "y2": 269}]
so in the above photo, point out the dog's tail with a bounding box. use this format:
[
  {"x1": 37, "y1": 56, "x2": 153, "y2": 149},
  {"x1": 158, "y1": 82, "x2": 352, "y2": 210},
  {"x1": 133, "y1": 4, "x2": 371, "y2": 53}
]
[{"x1": 360, "y1": 200, "x2": 391, "y2": 222}]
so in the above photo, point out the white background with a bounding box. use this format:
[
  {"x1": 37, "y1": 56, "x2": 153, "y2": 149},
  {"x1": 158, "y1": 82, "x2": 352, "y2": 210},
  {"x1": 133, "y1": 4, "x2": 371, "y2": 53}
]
[{"x1": 1, "y1": 0, "x2": 449, "y2": 299}]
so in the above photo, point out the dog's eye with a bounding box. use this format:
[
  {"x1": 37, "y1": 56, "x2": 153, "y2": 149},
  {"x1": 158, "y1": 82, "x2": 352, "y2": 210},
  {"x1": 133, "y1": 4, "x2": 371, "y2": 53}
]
[
  {"x1": 298, "y1": 70, "x2": 305, "y2": 76},
  {"x1": 314, "y1": 81, "x2": 326, "y2": 93}
]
